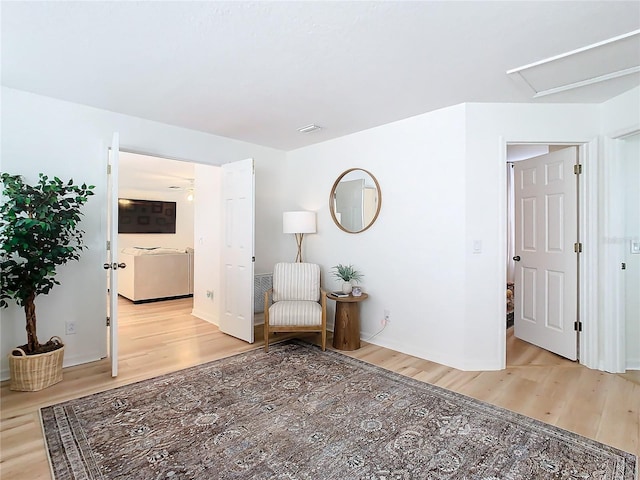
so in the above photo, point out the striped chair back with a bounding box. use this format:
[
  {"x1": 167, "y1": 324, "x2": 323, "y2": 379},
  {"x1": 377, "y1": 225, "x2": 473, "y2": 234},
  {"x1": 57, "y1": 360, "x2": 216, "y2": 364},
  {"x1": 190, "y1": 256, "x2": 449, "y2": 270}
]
[{"x1": 272, "y1": 263, "x2": 320, "y2": 302}]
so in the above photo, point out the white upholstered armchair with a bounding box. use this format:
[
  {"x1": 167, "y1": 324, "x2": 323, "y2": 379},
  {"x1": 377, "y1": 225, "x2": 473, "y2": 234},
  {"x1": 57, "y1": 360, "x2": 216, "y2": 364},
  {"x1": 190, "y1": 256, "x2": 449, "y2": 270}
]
[{"x1": 264, "y1": 262, "x2": 327, "y2": 352}]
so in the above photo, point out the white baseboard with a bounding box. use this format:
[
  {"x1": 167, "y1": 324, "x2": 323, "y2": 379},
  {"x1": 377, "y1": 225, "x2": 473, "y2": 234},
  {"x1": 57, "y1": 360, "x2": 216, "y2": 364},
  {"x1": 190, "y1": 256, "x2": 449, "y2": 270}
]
[
  {"x1": 361, "y1": 334, "x2": 465, "y2": 371},
  {"x1": 626, "y1": 358, "x2": 640, "y2": 370},
  {"x1": 192, "y1": 311, "x2": 265, "y2": 328},
  {"x1": 358, "y1": 330, "x2": 501, "y2": 372},
  {"x1": 191, "y1": 308, "x2": 218, "y2": 325}
]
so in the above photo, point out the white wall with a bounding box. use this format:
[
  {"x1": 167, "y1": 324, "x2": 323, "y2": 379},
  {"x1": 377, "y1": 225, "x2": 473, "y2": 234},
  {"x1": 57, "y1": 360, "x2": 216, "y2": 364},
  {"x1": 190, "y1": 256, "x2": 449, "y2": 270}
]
[
  {"x1": 464, "y1": 103, "x2": 601, "y2": 369},
  {"x1": 287, "y1": 102, "x2": 616, "y2": 371},
  {"x1": 0, "y1": 87, "x2": 286, "y2": 380},
  {"x1": 287, "y1": 104, "x2": 469, "y2": 369},
  {"x1": 3, "y1": 84, "x2": 638, "y2": 378},
  {"x1": 254, "y1": 154, "x2": 293, "y2": 272},
  {"x1": 600, "y1": 87, "x2": 640, "y2": 135}
]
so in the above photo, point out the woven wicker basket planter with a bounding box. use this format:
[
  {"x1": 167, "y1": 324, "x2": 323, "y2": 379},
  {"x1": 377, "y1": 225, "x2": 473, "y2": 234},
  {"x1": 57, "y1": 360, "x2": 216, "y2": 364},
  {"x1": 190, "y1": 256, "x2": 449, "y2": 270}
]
[{"x1": 9, "y1": 336, "x2": 65, "y2": 391}]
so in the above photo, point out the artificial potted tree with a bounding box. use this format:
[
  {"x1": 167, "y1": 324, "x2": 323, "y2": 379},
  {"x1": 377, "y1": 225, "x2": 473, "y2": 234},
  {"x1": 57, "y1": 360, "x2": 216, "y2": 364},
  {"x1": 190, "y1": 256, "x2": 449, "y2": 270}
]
[{"x1": 0, "y1": 173, "x2": 94, "y2": 391}]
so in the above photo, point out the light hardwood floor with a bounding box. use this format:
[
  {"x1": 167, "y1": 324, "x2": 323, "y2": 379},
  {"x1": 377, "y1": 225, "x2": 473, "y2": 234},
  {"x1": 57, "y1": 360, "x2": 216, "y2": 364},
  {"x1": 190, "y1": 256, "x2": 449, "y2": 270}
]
[{"x1": 1, "y1": 297, "x2": 638, "y2": 479}]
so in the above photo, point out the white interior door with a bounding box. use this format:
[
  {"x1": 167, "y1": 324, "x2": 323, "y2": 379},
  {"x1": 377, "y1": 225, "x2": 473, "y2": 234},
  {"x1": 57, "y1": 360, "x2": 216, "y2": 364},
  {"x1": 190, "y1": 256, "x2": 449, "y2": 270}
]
[
  {"x1": 514, "y1": 147, "x2": 578, "y2": 360},
  {"x1": 107, "y1": 133, "x2": 120, "y2": 376},
  {"x1": 219, "y1": 158, "x2": 255, "y2": 343}
]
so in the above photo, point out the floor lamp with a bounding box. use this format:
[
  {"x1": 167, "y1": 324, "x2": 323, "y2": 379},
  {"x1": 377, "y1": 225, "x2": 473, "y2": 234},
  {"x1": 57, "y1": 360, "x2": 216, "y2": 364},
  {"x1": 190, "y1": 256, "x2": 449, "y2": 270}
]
[{"x1": 283, "y1": 211, "x2": 316, "y2": 263}]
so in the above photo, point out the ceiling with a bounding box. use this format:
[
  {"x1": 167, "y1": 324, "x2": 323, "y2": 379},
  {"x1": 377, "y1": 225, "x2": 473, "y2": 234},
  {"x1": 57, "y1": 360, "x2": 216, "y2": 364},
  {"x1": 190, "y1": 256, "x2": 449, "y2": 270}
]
[
  {"x1": 2, "y1": 1, "x2": 639, "y2": 151},
  {"x1": 118, "y1": 151, "x2": 196, "y2": 193}
]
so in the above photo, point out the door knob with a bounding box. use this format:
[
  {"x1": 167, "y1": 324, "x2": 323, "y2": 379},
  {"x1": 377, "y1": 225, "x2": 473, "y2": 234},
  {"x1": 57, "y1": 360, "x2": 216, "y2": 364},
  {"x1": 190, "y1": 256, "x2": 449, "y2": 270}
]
[
  {"x1": 513, "y1": 256, "x2": 521, "y2": 262},
  {"x1": 104, "y1": 262, "x2": 126, "y2": 270}
]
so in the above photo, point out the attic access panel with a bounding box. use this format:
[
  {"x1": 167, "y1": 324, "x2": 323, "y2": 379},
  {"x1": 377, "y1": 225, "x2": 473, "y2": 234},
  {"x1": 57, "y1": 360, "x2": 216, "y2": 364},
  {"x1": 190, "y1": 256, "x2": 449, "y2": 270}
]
[{"x1": 508, "y1": 30, "x2": 640, "y2": 98}]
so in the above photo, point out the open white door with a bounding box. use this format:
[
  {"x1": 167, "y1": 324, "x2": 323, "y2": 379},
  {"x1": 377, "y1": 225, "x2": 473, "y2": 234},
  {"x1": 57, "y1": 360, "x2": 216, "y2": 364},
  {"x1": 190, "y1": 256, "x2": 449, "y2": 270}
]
[
  {"x1": 106, "y1": 133, "x2": 120, "y2": 376},
  {"x1": 513, "y1": 147, "x2": 579, "y2": 360},
  {"x1": 219, "y1": 158, "x2": 255, "y2": 343}
]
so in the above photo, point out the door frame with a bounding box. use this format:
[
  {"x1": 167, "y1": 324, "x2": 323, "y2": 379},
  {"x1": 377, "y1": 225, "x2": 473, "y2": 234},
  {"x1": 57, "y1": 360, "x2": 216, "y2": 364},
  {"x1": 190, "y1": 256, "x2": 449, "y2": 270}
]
[
  {"x1": 109, "y1": 147, "x2": 218, "y2": 357},
  {"x1": 108, "y1": 134, "x2": 120, "y2": 377},
  {"x1": 601, "y1": 127, "x2": 639, "y2": 372},
  {"x1": 498, "y1": 137, "x2": 600, "y2": 370}
]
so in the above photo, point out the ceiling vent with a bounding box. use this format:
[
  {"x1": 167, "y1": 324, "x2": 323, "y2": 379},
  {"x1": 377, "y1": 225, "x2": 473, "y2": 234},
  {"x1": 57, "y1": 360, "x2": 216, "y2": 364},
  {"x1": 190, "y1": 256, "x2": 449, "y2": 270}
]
[
  {"x1": 507, "y1": 30, "x2": 640, "y2": 98},
  {"x1": 297, "y1": 124, "x2": 322, "y2": 134}
]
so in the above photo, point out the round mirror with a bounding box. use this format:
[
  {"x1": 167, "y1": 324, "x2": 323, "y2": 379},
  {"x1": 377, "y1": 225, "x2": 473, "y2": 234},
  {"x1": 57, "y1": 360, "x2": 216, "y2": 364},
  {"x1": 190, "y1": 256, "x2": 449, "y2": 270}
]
[{"x1": 329, "y1": 168, "x2": 382, "y2": 234}]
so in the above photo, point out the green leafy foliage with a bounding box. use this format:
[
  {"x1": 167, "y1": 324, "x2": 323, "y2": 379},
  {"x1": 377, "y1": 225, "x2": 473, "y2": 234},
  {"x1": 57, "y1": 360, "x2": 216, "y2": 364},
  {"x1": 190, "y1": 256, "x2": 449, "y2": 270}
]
[
  {"x1": 0, "y1": 172, "x2": 95, "y2": 353},
  {"x1": 331, "y1": 264, "x2": 363, "y2": 283}
]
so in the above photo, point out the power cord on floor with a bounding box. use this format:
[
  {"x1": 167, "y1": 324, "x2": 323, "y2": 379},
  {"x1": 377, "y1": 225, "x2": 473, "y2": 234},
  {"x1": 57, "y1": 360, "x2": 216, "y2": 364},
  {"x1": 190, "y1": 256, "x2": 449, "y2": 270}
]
[{"x1": 362, "y1": 321, "x2": 388, "y2": 342}]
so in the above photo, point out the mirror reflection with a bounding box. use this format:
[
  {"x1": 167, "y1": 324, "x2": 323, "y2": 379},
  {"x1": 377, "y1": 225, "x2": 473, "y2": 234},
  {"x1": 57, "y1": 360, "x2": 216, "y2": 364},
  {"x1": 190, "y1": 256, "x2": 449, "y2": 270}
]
[{"x1": 330, "y1": 168, "x2": 381, "y2": 233}]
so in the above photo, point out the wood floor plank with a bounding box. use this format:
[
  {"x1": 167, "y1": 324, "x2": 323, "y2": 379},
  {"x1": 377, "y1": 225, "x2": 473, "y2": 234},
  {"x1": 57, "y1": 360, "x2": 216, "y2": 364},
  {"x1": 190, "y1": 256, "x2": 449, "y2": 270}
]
[{"x1": 1, "y1": 297, "x2": 637, "y2": 480}]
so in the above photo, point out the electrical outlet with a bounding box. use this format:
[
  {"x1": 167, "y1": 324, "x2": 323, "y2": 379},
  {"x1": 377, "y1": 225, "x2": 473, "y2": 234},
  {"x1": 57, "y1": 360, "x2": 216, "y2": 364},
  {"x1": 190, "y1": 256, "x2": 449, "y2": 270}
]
[
  {"x1": 206, "y1": 290, "x2": 214, "y2": 299},
  {"x1": 384, "y1": 309, "x2": 391, "y2": 324},
  {"x1": 65, "y1": 321, "x2": 77, "y2": 335}
]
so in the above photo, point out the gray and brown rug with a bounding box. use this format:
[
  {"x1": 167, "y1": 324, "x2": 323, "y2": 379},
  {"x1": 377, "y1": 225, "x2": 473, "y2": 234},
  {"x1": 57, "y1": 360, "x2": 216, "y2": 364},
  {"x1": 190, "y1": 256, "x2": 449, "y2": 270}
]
[{"x1": 41, "y1": 341, "x2": 637, "y2": 479}]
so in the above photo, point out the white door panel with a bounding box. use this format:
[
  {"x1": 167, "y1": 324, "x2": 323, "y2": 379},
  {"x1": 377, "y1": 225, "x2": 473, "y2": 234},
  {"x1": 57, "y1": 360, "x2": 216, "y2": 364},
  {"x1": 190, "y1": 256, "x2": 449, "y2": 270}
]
[
  {"x1": 514, "y1": 147, "x2": 578, "y2": 360},
  {"x1": 521, "y1": 267, "x2": 536, "y2": 322},
  {"x1": 219, "y1": 158, "x2": 255, "y2": 343}
]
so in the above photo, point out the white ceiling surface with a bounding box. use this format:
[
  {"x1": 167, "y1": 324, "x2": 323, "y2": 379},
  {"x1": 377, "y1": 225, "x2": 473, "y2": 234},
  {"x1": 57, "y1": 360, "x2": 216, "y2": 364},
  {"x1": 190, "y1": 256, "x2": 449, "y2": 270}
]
[
  {"x1": 2, "y1": 1, "x2": 640, "y2": 151},
  {"x1": 119, "y1": 151, "x2": 195, "y2": 193}
]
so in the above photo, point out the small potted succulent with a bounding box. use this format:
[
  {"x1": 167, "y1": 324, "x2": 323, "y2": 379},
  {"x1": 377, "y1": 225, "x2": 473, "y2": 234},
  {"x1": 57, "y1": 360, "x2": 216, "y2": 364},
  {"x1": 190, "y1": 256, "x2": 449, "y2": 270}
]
[
  {"x1": 1, "y1": 172, "x2": 94, "y2": 391},
  {"x1": 331, "y1": 264, "x2": 363, "y2": 294}
]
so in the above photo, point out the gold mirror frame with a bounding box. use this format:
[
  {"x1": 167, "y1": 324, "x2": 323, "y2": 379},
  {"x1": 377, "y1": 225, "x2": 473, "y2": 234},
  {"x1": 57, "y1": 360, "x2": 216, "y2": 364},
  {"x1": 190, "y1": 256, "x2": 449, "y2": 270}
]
[{"x1": 329, "y1": 168, "x2": 382, "y2": 234}]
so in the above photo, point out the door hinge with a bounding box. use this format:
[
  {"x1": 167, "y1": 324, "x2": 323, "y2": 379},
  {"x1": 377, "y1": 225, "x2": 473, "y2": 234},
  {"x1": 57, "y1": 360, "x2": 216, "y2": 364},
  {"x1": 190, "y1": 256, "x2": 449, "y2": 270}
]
[
  {"x1": 252, "y1": 256, "x2": 255, "y2": 262},
  {"x1": 574, "y1": 242, "x2": 582, "y2": 253},
  {"x1": 573, "y1": 164, "x2": 582, "y2": 175},
  {"x1": 106, "y1": 316, "x2": 111, "y2": 327},
  {"x1": 621, "y1": 262, "x2": 626, "y2": 270},
  {"x1": 107, "y1": 240, "x2": 111, "y2": 251},
  {"x1": 574, "y1": 321, "x2": 582, "y2": 332},
  {"x1": 107, "y1": 164, "x2": 112, "y2": 174}
]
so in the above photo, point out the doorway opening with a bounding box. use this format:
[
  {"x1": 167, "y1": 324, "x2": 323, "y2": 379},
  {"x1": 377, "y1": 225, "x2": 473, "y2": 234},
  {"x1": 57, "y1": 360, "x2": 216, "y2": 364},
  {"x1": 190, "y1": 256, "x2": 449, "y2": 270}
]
[
  {"x1": 115, "y1": 151, "x2": 219, "y2": 354},
  {"x1": 505, "y1": 144, "x2": 581, "y2": 365}
]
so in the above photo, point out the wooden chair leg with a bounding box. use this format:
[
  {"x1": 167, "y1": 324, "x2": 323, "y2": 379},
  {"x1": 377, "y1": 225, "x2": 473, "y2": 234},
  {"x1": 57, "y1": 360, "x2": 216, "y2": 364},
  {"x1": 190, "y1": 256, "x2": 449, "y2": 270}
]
[
  {"x1": 264, "y1": 311, "x2": 270, "y2": 353},
  {"x1": 264, "y1": 289, "x2": 271, "y2": 352},
  {"x1": 320, "y1": 290, "x2": 327, "y2": 351}
]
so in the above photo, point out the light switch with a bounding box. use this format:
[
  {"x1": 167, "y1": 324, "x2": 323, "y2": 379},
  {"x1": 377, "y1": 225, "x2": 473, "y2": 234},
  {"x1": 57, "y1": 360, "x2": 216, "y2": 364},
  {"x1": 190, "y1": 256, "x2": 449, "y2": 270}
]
[
  {"x1": 473, "y1": 240, "x2": 482, "y2": 254},
  {"x1": 631, "y1": 240, "x2": 640, "y2": 254}
]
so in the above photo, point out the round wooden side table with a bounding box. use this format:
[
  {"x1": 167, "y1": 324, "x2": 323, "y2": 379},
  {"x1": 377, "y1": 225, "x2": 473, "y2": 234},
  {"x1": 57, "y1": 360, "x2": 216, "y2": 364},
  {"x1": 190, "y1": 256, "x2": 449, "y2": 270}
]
[{"x1": 326, "y1": 292, "x2": 369, "y2": 351}]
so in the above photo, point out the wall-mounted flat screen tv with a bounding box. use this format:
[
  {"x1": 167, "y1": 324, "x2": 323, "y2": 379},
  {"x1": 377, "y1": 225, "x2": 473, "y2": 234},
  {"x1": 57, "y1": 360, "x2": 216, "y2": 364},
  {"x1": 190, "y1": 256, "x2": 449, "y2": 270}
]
[{"x1": 118, "y1": 199, "x2": 176, "y2": 234}]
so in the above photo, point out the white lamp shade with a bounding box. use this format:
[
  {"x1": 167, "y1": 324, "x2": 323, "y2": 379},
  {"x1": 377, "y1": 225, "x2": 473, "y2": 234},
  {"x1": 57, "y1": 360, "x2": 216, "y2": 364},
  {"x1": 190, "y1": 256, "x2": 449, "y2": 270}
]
[{"x1": 283, "y1": 211, "x2": 316, "y2": 234}]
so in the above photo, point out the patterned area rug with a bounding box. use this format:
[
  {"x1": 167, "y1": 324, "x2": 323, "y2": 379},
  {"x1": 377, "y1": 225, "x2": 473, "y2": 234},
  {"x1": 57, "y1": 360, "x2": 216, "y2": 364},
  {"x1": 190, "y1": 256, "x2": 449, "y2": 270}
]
[{"x1": 41, "y1": 341, "x2": 637, "y2": 480}]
